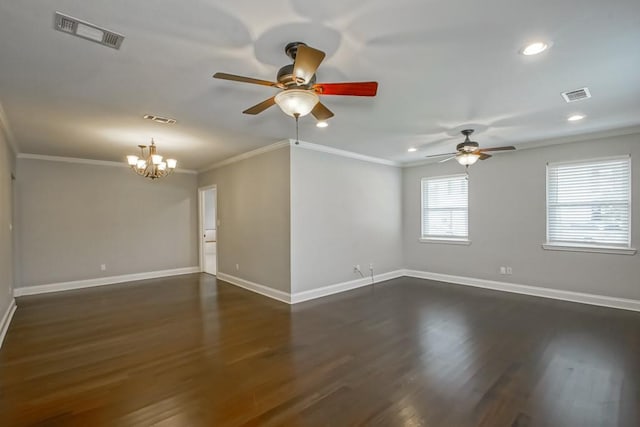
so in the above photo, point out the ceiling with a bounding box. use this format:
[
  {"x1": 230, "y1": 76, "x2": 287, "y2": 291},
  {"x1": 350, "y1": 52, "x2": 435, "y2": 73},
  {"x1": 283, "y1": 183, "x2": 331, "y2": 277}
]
[{"x1": 0, "y1": 0, "x2": 638, "y2": 170}]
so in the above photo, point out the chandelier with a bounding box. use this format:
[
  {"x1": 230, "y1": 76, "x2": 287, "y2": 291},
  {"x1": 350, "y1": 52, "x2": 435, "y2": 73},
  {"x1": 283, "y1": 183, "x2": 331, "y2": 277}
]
[{"x1": 126, "y1": 139, "x2": 177, "y2": 180}]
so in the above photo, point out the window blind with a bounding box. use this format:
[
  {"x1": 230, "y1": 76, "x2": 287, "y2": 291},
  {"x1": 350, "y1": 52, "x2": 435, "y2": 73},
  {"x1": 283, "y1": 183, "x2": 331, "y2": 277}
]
[
  {"x1": 547, "y1": 157, "x2": 631, "y2": 247},
  {"x1": 421, "y1": 175, "x2": 468, "y2": 238}
]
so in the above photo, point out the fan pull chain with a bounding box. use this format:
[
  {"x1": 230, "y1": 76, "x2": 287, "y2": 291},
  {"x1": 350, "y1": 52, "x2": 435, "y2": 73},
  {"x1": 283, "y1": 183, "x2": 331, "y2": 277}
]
[{"x1": 294, "y1": 113, "x2": 300, "y2": 145}]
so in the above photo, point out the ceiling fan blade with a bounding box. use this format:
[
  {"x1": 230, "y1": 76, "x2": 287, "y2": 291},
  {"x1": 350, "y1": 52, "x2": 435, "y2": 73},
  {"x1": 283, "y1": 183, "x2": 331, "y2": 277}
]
[
  {"x1": 314, "y1": 82, "x2": 378, "y2": 96},
  {"x1": 479, "y1": 153, "x2": 492, "y2": 160},
  {"x1": 479, "y1": 146, "x2": 516, "y2": 152},
  {"x1": 213, "y1": 72, "x2": 280, "y2": 87},
  {"x1": 293, "y1": 45, "x2": 326, "y2": 84},
  {"x1": 439, "y1": 156, "x2": 457, "y2": 163},
  {"x1": 242, "y1": 96, "x2": 276, "y2": 115},
  {"x1": 424, "y1": 152, "x2": 457, "y2": 158},
  {"x1": 311, "y1": 102, "x2": 334, "y2": 121}
]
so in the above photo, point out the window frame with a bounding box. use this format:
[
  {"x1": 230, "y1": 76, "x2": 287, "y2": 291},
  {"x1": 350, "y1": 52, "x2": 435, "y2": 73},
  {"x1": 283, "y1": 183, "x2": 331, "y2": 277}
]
[
  {"x1": 420, "y1": 173, "x2": 471, "y2": 245},
  {"x1": 544, "y1": 155, "x2": 636, "y2": 255}
]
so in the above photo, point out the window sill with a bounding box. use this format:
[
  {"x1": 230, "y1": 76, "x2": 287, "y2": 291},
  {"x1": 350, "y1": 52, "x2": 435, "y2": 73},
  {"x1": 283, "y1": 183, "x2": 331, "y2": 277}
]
[
  {"x1": 420, "y1": 238, "x2": 471, "y2": 246},
  {"x1": 542, "y1": 243, "x2": 637, "y2": 255}
]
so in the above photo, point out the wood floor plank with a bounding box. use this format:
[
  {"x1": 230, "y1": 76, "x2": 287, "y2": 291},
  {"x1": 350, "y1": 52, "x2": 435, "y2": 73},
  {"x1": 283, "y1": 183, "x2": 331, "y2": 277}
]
[{"x1": 1, "y1": 274, "x2": 639, "y2": 426}]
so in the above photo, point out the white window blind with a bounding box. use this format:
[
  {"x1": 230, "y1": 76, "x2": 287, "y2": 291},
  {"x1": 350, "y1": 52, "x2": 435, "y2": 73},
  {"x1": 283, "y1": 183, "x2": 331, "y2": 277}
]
[
  {"x1": 547, "y1": 156, "x2": 631, "y2": 248},
  {"x1": 421, "y1": 174, "x2": 468, "y2": 239}
]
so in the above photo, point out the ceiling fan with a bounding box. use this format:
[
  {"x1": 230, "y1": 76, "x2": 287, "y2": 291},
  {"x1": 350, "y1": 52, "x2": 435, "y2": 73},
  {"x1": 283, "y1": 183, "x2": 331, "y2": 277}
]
[
  {"x1": 213, "y1": 42, "x2": 378, "y2": 124},
  {"x1": 425, "y1": 129, "x2": 515, "y2": 166}
]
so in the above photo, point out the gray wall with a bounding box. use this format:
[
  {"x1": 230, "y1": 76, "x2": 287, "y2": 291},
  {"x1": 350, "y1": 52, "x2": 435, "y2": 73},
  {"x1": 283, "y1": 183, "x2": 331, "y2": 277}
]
[
  {"x1": 15, "y1": 159, "x2": 198, "y2": 287},
  {"x1": 0, "y1": 130, "x2": 15, "y2": 314},
  {"x1": 198, "y1": 146, "x2": 291, "y2": 293},
  {"x1": 403, "y1": 132, "x2": 640, "y2": 300},
  {"x1": 291, "y1": 147, "x2": 403, "y2": 293}
]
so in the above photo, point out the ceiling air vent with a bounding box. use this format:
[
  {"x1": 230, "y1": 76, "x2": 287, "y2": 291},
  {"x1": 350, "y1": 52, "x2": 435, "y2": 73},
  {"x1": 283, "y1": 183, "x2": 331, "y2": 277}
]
[
  {"x1": 54, "y1": 12, "x2": 124, "y2": 50},
  {"x1": 561, "y1": 87, "x2": 591, "y2": 103},
  {"x1": 144, "y1": 114, "x2": 177, "y2": 125}
]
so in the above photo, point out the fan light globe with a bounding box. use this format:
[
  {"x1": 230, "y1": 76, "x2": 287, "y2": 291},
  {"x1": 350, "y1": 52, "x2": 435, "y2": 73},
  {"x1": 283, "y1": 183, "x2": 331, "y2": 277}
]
[
  {"x1": 456, "y1": 153, "x2": 480, "y2": 166},
  {"x1": 274, "y1": 89, "x2": 319, "y2": 117}
]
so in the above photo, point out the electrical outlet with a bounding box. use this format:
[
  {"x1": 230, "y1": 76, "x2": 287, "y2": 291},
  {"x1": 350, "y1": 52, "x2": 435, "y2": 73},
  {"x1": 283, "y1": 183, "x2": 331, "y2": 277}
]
[
  {"x1": 100, "y1": 264, "x2": 106, "y2": 271},
  {"x1": 500, "y1": 266, "x2": 506, "y2": 275},
  {"x1": 235, "y1": 263, "x2": 239, "y2": 271},
  {"x1": 506, "y1": 266, "x2": 513, "y2": 275}
]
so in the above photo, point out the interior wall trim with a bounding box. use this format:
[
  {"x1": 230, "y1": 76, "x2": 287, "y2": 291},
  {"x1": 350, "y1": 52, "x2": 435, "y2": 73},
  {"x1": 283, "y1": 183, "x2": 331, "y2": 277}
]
[
  {"x1": 13, "y1": 267, "x2": 201, "y2": 297},
  {"x1": 0, "y1": 102, "x2": 19, "y2": 154},
  {"x1": 290, "y1": 270, "x2": 405, "y2": 304},
  {"x1": 293, "y1": 139, "x2": 401, "y2": 167},
  {"x1": 216, "y1": 272, "x2": 291, "y2": 304},
  {"x1": 199, "y1": 140, "x2": 291, "y2": 173},
  {"x1": 16, "y1": 153, "x2": 198, "y2": 174},
  {"x1": 403, "y1": 269, "x2": 640, "y2": 312},
  {"x1": 0, "y1": 299, "x2": 17, "y2": 349}
]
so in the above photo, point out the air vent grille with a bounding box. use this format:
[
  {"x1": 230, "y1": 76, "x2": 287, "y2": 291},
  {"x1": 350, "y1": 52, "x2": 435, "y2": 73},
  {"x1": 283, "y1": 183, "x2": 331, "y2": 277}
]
[
  {"x1": 57, "y1": 16, "x2": 76, "y2": 33},
  {"x1": 144, "y1": 114, "x2": 177, "y2": 125},
  {"x1": 53, "y1": 12, "x2": 124, "y2": 50},
  {"x1": 561, "y1": 87, "x2": 591, "y2": 103},
  {"x1": 103, "y1": 32, "x2": 121, "y2": 48}
]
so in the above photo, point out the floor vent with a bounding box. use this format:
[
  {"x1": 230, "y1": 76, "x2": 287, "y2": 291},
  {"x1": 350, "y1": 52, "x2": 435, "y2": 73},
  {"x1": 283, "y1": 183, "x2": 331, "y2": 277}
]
[
  {"x1": 561, "y1": 87, "x2": 591, "y2": 103},
  {"x1": 54, "y1": 12, "x2": 124, "y2": 50}
]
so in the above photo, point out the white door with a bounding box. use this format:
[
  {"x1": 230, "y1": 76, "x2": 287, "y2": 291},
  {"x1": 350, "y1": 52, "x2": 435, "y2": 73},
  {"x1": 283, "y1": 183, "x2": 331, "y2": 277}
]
[{"x1": 200, "y1": 187, "x2": 217, "y2": 275}]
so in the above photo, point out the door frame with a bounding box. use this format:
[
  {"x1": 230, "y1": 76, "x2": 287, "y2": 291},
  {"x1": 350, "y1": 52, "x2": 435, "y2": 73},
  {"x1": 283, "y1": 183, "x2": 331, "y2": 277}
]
[{"x1": 198, "y1": 184, "x2": 217, "y2": 275}]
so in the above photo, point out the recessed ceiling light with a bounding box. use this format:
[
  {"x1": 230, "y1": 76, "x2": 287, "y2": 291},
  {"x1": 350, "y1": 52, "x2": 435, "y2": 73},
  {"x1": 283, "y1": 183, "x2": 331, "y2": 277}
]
[
  {"x1": 316, "y1": 121, "x2": 328, "y2": 128},
  {"x1": 568, "y1": 114, "x2": 585, "y2": 122},
  {"x1": 408, "y1": 147, "x2": 417, "y2": 152},
  {"x1": 520, "y1": 41, "x2": 549, "y2": 56}
]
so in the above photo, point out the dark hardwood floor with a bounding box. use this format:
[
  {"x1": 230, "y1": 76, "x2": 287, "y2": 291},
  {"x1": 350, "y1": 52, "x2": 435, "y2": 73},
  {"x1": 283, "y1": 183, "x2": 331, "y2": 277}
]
[{"x1": 1, "y1": 274, "x2": 639, "y2": 426}]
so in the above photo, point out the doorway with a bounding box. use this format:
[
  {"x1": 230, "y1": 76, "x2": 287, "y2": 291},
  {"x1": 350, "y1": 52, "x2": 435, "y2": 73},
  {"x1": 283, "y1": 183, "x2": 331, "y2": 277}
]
[{"x1": 199, "y1": 186, "x2": 217, "y2": 276}]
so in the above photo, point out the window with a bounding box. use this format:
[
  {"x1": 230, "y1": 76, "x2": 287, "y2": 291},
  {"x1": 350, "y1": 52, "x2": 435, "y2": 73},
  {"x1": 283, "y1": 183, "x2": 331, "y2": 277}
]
[
  {"x1": 421, "y1": 174, "x2": 469, "y2": 242},
  {"x1": 546, "y1": 156, "x2": 634, "y2": 254}
]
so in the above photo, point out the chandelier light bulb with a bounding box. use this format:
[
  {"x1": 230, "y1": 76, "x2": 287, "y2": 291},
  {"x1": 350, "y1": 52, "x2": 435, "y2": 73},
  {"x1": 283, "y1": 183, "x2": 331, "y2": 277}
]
[
  {"x1": 136, "y1": 159, "x2": 147, "y2": 170},
  {"x1": 166, "y1": 158, "x2": 177, "y2": 169},
  {"x1": 151, "y1": 154, "x2": 163, "y2": 165},
  {"x1": 158, "y1": 162, "x2": 167, "y2": 171},
  {"x1": 127, "y1": 155, "x2": 139, "y2": 166}
]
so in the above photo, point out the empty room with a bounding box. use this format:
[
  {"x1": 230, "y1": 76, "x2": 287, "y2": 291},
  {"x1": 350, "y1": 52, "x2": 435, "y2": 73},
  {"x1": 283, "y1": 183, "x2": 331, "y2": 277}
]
[{"x1": 1, "y1": 1, "x2": 639, "y2": 426}]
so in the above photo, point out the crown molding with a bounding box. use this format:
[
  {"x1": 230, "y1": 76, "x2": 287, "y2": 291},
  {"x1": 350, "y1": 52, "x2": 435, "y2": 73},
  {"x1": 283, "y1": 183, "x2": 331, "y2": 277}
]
[
  {"x1": 198, "y1": 140, "x2": 291, "y2": 173},
  {"x1": 402, "y1": 125, "x2": 640, "y2": 168},
  {"x1": 293, "y1": 139, "x2": 401, "y2": 167},
  {"x1": 16, "y1": 153, "x2": 197, "y2": 174}
]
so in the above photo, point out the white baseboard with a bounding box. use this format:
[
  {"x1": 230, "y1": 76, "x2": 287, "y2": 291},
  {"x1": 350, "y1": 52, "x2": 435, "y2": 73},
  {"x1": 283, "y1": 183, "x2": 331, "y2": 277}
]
[
  {"x1": 216, "y1": 272, "x2": 291, "y2": 304},
  {"x1": 13, "y1": 267, "x2": 201, "y2": 297},
  {"x1": 11, "y1": 266, "x2": 638, "y2": 312},
  {"x1": 403, "y1": 269, "x2": 640, "y2": 312},
  {"x1": 0, "y1": 299, "x2": 17, "y2": 349},
  {"x1": 290, "y1": 270, "x2": 405, "y2": 304}
]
